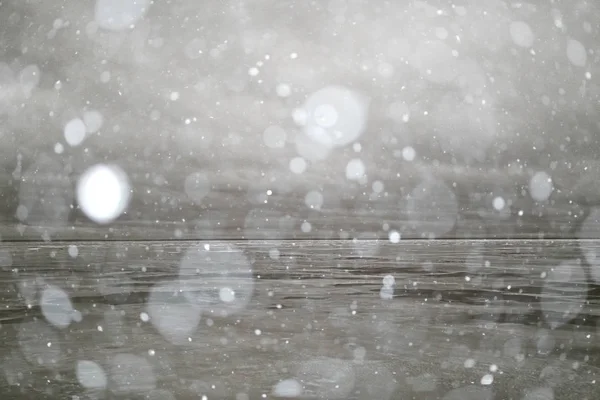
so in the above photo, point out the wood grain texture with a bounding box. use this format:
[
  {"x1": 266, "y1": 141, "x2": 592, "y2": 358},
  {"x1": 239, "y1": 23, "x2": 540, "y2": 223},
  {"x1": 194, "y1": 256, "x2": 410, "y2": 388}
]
[{"x1": 0, "y1": 240, "x2": 599, "y2": 399}]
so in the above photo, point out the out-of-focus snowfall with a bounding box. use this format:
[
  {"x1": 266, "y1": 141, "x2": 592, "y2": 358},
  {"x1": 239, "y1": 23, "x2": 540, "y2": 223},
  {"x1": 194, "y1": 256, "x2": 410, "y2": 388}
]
[
  {"x1": 0, "y1": 0, "x2": 598, "y2": 241},
  {"x1": 0, "y1": 0, "x2": 600, "y2": 399}
]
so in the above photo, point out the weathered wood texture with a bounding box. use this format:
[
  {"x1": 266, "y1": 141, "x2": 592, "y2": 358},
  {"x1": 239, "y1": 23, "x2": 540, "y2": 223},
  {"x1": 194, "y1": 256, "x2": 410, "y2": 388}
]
[
  {"x1": 0, "y1": 1, "x2": 599, "y2": 241},
  {"x1": 0, "y1": 240, "x2": 599, "y2": 399}
]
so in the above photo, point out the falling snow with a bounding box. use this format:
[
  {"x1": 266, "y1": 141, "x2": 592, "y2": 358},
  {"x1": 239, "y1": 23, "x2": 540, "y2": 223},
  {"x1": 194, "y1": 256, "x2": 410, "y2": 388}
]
[{"x1": 0, "y1": 2, "x2": 598, "y2": 399}]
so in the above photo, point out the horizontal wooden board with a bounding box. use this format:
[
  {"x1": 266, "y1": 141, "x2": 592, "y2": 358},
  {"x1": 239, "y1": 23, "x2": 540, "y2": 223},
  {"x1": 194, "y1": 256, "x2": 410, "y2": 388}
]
[
  {"x1": 0, "y1": 1, "x2": 599, "y2": 241},
  {"x1": 0, "y1": 239, "x2": 599, "y2": 399}
]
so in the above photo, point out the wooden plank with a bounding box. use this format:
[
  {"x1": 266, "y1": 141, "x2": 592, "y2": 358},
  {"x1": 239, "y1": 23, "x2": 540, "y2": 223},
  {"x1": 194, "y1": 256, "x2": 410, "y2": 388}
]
[
  {"x1": 0, "y1": 239, "x2": 599, "y2": 398},
  {"x1": 0, "y1": 1, "x2": 599, "y2": 241}
]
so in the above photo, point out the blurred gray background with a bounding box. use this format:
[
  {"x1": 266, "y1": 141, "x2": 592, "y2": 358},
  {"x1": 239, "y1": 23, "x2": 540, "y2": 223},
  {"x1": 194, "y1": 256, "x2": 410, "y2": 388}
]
[{"x1": 1, "y1": 1, "x2": 600, "y2": 399}]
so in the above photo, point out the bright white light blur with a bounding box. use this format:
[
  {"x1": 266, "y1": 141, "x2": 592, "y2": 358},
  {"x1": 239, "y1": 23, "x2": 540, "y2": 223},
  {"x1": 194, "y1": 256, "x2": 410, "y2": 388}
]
[
  {"x1": 402, "y1": 146, "x2": 416, "y2": 161},
  {"x1": 77, "y1": 164, "x2": 130, "y2": 224},
  {"x1": 493, "y1": 196, "x2": 505, "y2": 211},
  {"x1": 64, "y1": 118, "x2": 87, "y2": 147},
  {"x1": 346, "y1": 158, "x2": 366, "y2": 180},
  {"x1": 95, "y1": 0, "x2": 150, "y2": 31},
  {"x1": 529, "y1": 171, "x2": 553, "y2": 202},
  {"x1": 299, "y1": 85, "x2": 368, "y2": 148}
]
